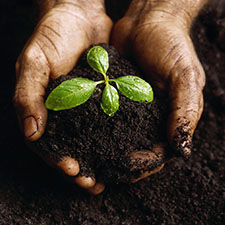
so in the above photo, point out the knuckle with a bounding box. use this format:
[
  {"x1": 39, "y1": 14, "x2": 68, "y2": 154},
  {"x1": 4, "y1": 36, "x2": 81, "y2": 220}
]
[
  {"x1": 184, "y1": 65, "x2": 205, "y2": 89},
  {"x1": 182, "y1": 65, "x2": 199, "y2": 81},
  {"x1": 23, "y1": 47, "x2": 37, "y2": 63},
  {"x1": 13, "y1": 87, "x2": 29, "y2": 110},
  {"x1": 172, "y1": 64, "x2": 205, "y2": 91},
  {"x1": 22, "y1": 45, "x2": 48, "y2": 70},
  {"x1": 197, "y1": 66, "x2": 206, "y2": 89}
]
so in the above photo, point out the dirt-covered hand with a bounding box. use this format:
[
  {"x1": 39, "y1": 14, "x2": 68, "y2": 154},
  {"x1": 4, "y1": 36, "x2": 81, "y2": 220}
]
[
  {"x1": 14, "y1": 0, "x2": 112, "y2": 194},
  {"x1": 112, "y1": 0, "x2": 207, "y2": 180},
  {"x1": 129, "y1": 144, "x2": 166, "y2": 183}
]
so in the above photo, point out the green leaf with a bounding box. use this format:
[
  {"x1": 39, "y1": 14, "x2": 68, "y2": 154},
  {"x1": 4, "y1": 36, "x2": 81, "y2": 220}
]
[
  {"x1": 45, "y1": 78, "x2": 97, "y2": 111},
  {"x1": 113, "y1": 76, "x2": 153, "y2": 103},
  {"x1": 101, "y1": 84, "x2": 119, "y2": 116},
  {"x1": 87, "y1": 46, "x2": 109, "y2": 76}
]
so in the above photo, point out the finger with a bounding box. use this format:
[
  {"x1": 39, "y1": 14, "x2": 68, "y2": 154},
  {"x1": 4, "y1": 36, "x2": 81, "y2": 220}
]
[
  {"x1": 56, "y1": 156, "x2": 80, "y2": 176},
  {"x1": 29, "y1": 147, "x2": 80, "y2": 176},
  {"x1": 168, "y1": 55, "x2": 205, "y2": 158},
  {"x1": 44, "y1": 156, "x2": 100, "y2": 192},
  {"x1": 131, "y1": 163, "x2": 165, "y2": 183},
  {"x1": 88, "y1": 182, "x2": 105, "y2": 195},
  {"x1": 74, "y1": 176, "x2": 96, "y2": 189},
  {"x1": 129, "y1": 144, "x2": 167, "y2": 182},
  {"x1": 130, "y1": 144, "x2": 166, "y2": 170},
  {"x1": 14, "y1": 44, "x2": 50, "y2": 141},
  {"x1": 168, "y1": 94, "x2": 204, "y2": 158}
]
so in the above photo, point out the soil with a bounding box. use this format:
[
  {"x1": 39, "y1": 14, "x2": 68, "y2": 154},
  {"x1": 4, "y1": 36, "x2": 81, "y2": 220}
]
[
  {"x1": 0, "y1": 0, "x2": 225, "y2": 225},
  {"x1": 35, "y1": 44, "x2": 168, "y2": 183}
]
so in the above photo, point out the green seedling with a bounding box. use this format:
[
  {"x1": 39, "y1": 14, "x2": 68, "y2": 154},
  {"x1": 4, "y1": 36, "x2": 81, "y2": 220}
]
[{"x1": 45, "y1": 46, "x2": 154, "y2": 116}]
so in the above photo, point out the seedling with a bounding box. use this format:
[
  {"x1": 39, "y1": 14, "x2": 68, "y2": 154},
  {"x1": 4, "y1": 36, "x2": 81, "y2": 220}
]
[{"x1": 45, "y1": 46, "x2": 153, "y2": 116}]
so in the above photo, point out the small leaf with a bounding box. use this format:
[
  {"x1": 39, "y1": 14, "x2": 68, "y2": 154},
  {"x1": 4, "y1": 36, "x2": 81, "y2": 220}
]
[
  {"x1": 87, "y1": 46, "x2": 109, "y2": 75},
  {"x1": 101, "y1": 84, "x2": 119, "y2": 116},
  {"x1": 113, "y1": 76, "x2": 153, "y2": 103},
  {"x1": 45, "y1": 78, "x2": 97, "y2": 111}
]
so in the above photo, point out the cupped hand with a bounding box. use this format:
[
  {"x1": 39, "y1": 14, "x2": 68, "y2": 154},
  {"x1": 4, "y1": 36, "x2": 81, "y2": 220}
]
[
  {"x1": 14, "y1": 0, "x2": 113, "y2": 195},
  {"x1": 112, "y1": 0, "x2": 207, "y2": 181}
]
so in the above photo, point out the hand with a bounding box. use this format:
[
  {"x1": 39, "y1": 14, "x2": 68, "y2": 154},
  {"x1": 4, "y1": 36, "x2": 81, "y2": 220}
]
[
  {"x1": 112, "y1": 0, "x2": 207, "y2": 181},
  {"x1": 14, "y1": 0, "x2": 113, "y2": 195}
]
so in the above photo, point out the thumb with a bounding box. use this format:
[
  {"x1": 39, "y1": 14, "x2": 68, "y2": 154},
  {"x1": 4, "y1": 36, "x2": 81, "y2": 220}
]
[
  {"x1": 14, "y1": 44, "x2": 50, "y2": 141},
  {"x1": 168, "y1": 53, "x2": 205, "y2": 158}
]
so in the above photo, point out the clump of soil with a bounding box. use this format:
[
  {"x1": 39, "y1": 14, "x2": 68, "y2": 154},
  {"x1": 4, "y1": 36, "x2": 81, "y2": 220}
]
[{"x1": 36, "y1": 44, "x2": 169, "y2": 182}]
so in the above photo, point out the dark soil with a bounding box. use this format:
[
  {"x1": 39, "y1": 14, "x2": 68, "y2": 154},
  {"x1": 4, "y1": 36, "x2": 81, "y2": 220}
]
[
  {"x1": 0, "y1": 1, "x2": 225, "y2": 225},
  {"x1": 36, "y1": 44, "x2": 168, "y2": 183}
]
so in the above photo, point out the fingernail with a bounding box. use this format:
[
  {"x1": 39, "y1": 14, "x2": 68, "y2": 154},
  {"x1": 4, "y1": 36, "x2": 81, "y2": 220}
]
[{"x1": 24, "y1": 116, "x2": 37, "y2": 138}]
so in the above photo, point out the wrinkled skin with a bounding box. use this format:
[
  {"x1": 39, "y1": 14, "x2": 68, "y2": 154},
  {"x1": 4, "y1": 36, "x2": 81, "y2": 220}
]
[
  {"x1": 14, "y1": 0, "x2": 207, "y2": 194},
  {"x1": 112, "y1": 0, "x2": 207, "y2": 182}
]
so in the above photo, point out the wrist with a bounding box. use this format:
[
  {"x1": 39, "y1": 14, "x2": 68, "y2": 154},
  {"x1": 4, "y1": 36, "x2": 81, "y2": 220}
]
[
  {"x1": 57, "y1": 0, "x2": 105, "y2": 12},
  {"x1": 148, "y1": 0, "x2": 208, "y2": 29},
  {"x1": 37, "y1": 0, "x2": 57, "y2": 14},
  {"x1": 38, "y1": 0, "x2": 105, "y2": 17},
  {"x1": 126, "y1": 0, "x2": 208, "y2": 30}
]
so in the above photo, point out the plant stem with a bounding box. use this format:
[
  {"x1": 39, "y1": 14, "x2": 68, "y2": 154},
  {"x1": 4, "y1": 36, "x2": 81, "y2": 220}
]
[
  {"x1": 105, "y1": 75, "x2": 109, "y2": 86},
  {"x1": 108, "y1": 79, "x2": 115, "y2": 83},
  {"x1": 95, "y1": 80, "x2": 105, "y2": 85},
  {"x1": 102, "y1": 72, "x2": 107, "y2": 80}
]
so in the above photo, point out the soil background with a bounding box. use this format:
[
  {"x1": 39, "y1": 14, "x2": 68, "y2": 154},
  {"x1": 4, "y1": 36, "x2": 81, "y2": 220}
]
[{"x1": 0, "y1": 0, "x2": 225, "y2": 224}]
